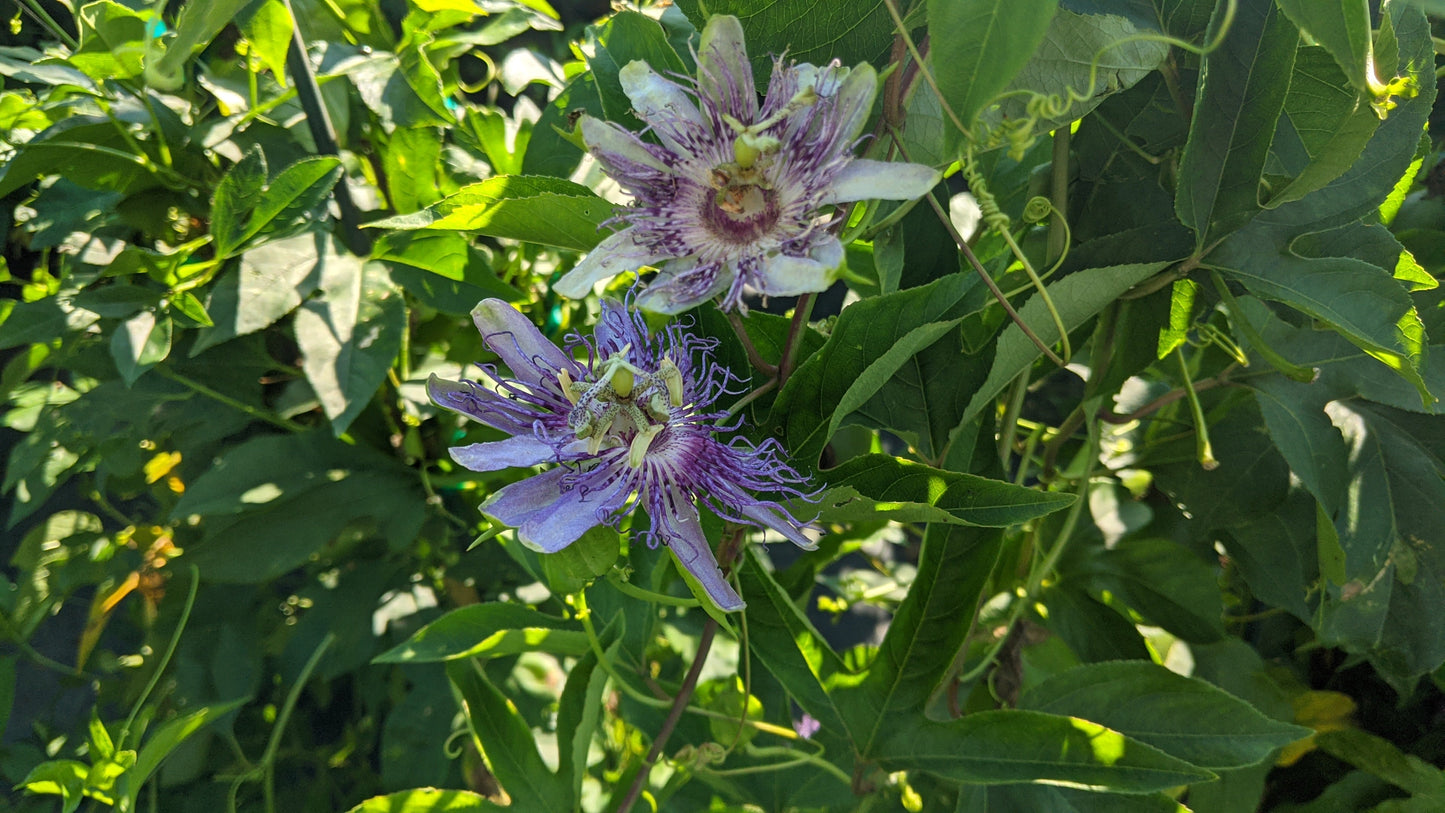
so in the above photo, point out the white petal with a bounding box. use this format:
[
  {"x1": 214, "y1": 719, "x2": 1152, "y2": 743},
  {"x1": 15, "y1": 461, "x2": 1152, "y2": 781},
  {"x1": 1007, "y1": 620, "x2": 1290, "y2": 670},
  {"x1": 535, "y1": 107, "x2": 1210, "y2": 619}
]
[
  {"x1": 824, "y1": 63, "x2": 878, "y2": 145},
  {"x1": 449, "y1": 437, "x2": 556, "y2": 471},
  {"x1": 822, "y1": 159, "x2": 940, "y2": 205},
  {"x1": 472, "y1": 299, "x2": 577, "y2": 385},
  {"x1": 580, "y1": 116, "x2": 671, "y2": 175},
  {"x1": 636, "y1": 260, "x2": 733, "y2": 314},
  {"x1": 755, "y1": 239, "x2": 844, "y2": 296},
  {"x1": 620, "y1": 60, "x2": 705, "y2": 153},
  {"x1": 556, "y1": 229, "x2": 665, "y2": 298},
  {"x1": 697, "y1": 15, "x2": 756, "y2": 121}
]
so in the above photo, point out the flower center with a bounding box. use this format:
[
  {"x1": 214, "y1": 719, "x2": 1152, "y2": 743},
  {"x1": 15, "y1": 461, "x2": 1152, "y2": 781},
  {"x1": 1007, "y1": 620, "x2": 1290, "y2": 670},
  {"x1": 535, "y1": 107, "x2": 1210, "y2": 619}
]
[
  {"x1": 703, "y1": 163, "x2": 781, "y2": 244},
  {"x1": 559, "y1": 351, "x2": 685, "y2": 465}
]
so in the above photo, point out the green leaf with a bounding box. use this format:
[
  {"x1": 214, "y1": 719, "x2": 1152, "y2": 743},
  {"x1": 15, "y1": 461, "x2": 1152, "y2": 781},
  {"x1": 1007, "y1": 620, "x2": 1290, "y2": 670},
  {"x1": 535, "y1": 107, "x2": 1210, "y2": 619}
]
[
  {"x1": 1316, "y1": 401, "x2": 1445, "y2": 685},
  {"x1": 0, "y1": 297, "x2": 100, "y2": 350},
  {"x1": 1174, "y1": 0, "x2": 1297, "y2": 247},
  {"x1": 769, "y1": 273, "x2": 992, "y2": 465},
  {"x1": 1274, "y1": 0, "x2": 1375, "y2": 96},
  {"x1": 150, "y1": 0, "x2": 253, "y2": 89},
  {"x1": 1265, "y1": 46, "x2": 1381, "y2": 208},
  {"x1": 876, "y1": 710, "x2": 1214, "y2": 791},
  {"x1": 0, "y1": 135, "x2": 159, "y2": 198},
  {"x1": 212, "y1": 155, "x2": 343, "y2": 259},
  {"x1": 927, "y1": 0, "x2": 1059, "y2": 132},
  {"x1": 555, "y1": 646, "x2": 610, "y2": 804},
  {"x1": 984, "y1": 7, "x2": 1169, "y2": 137},
  {"x1": 1037, "y1": 584, "x2": 1152, "y2": 663},
  {"x1": 1019, "y1": 661, "x2": 1310, "y2": 769},
  {"x1": 374, "y1": 603, "x2": 589, "y2": 663},
  {"x1": 446, "y1": 660, "x2": 572, "y2": 811},
  {"x1": 815, "y1": 454, "x2": 1075, "y2": 527},
  {"x1": 176, "y1": 433, "x2": 425, "y2": 582},
  {"x1": 1259, "y1": 3, "x2": 1434, "y2": 233},
  {"x1": 541, "y1": 525, "x2": 619, "y2": 595},
  {"x1": 958, "y1": 784, "x2": 1190, "y2": 812},
  {"x1": 109, "y1": 310, "x2": 172, "y2": 386},
  {"x1": 345, "y1": 788, "x2": 506, "y2": 812},
  {"x1": 1062, "y1": 537, "x2": 1226, "y2": 643},
  {"x1": 0, "y1": 655, "x2": 14, "y2": 740},
  {"x1": 957, "y1": 262, "x2": 1169, "y2": 429},
  {"x1": 838, "y1": 525, "x2": 1003, "y2": 758},
  {"x1": 295, "y1": 259, "x2": 406, "y2": 435},
  {"x1": 383, "y1": 127, "x2": 445, "y2": 214},
  {"x1": 1315, "y1": 728, "x2": 1445, "y2": 800},
  {"x1": 1210, "y1": 224, "x2": 1431, "y2": 406},
  {"x1": 737, "y1": 549, "x2": 853, "y2": 738},
  {"x1": 674, "y1": 0, "x2": 897, "y2": 74},
  {"x1": 585, "y1": 11, "x2": 686, "y2": 130},
  {"x1": 128, "y1": 698, "x2": 250, "y2": 796},
  {"x1": 238, "y1": 0, "x2": 293, "y2": 78},
  {"x1": 521, "y1": 73, "x2": 602, "y2": 178},
  {"x1": 70, "y1": 1, "x2": 146, "y2": 80},
  {"x1": 18, "y1": 759, "x2": 87, "y2": 813},
  {"x1": 367, "y1": 175, "x2": 613, "y2": 251},
  {"x1": 193, "y1": 231, "x2": 330, "y2": 356}
]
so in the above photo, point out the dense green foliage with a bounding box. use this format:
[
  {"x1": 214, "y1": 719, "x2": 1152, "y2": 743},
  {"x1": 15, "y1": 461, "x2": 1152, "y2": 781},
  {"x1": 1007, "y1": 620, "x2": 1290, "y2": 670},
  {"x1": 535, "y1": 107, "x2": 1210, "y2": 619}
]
[{"x1": 2, "y1": 0, "x2": 1444, "y2": 811}]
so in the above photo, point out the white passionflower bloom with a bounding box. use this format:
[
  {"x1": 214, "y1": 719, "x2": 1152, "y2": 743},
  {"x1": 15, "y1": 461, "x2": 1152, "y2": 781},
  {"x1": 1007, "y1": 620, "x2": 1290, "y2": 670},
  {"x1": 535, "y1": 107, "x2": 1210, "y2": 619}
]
[{"x1": 556, "y1": 15, "x2": 941, "y2": 313}]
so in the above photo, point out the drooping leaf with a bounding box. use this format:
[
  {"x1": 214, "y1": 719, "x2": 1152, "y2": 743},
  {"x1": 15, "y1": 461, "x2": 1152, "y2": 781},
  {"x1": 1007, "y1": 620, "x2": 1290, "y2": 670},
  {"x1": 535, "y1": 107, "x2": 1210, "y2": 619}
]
[
  {"x1": 876, "y1": 710, "x2": 1214, "y2": 792},
  {"x1": 295, "y1": 259, "x2": 407, "y2": 435},
  {"x1": 1274, "y1": 0, "x2": 1375, "y2": 96},
  {"x1": 446, "y1": 660, "x2": 572, "y2": 811},
  {"x1": 837, "y1": 526, "x2": 1004, "y2": 758},
  {"x1": 737, "y1": 549, "x2": 852, "y2": 739},
  {"x1": 1265, "y1": 46, "x2": 1381, "y2": 208},
  {"x1": 1019, "y1": 661, "x2": 1310, "y2": 769},
  {"x1": 926, "y1": 0, "x2": 1059, "y2": 133},
  {"x1": 1174, "y1": 0, "x2": 1297, "y2": 247}
]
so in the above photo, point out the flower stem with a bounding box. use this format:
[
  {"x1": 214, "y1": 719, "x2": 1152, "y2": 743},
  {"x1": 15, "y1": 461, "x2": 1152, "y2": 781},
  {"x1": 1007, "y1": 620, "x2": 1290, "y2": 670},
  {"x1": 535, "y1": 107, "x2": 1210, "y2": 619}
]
[
  {"x1": 779, "y1": 293, "x2": 816, "y2": 383},
  {"x1": 726, "y1": 310, "x2": 779, "y2": 378},
  {"x1": 616, "y1": 617, "x2": 718, "y2": 813}
]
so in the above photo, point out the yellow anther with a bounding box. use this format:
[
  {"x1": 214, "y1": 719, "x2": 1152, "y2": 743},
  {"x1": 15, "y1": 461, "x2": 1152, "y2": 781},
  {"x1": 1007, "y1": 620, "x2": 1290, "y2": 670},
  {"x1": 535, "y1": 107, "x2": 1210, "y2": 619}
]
[
  {"x1": 557, "y1": 368, "x2": 579, "y2": 404},
  {"x1": 628, "y1": 424, "x2": 663, "y2": 467},
  {"x1": 659, "y1": 356, "x2": 684, "y2": 407}
]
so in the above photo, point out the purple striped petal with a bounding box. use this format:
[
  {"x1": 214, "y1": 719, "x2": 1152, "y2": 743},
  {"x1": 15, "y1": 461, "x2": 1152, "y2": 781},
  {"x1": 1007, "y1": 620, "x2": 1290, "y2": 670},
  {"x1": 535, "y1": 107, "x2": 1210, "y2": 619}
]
[
  {"x1": 428, "y1": 374, "x2": 536, "y2": 434},
  {"x1": 659, "y1": 497, "x2": 744, "y2": 611},
  {"x1": 450, "y1": 437, "x2": 556, "y2": 472},
  {"x1": 472, "y1": 300, "x2": 577, "y2": 387},
  {"x1": 739, "y1": 502, "x2": 817, "y2": 550},
  {"x1": 697, "y1": 15, "x2": 756, "y2": 122},
  {"x1": 619, "y1": 61, "x2": 706, "y2": 155}
]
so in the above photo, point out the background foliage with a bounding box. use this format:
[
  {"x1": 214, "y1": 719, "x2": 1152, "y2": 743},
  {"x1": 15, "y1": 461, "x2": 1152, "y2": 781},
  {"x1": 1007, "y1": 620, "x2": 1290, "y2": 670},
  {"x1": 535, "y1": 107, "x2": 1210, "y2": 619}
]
[{"x1": 2, "y1": 0, "x2": 1444, "y2": 811}]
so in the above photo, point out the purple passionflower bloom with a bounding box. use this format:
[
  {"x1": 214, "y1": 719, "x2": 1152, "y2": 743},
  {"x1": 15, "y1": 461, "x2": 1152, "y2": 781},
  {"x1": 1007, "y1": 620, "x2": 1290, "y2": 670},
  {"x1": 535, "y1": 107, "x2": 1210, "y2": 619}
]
[
  {"x1": 555, "y1": 15, "x2": 940, "y2": 313},
  {"x1": 429, "y1": 298, "x2": 816, "y2": 610}
]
